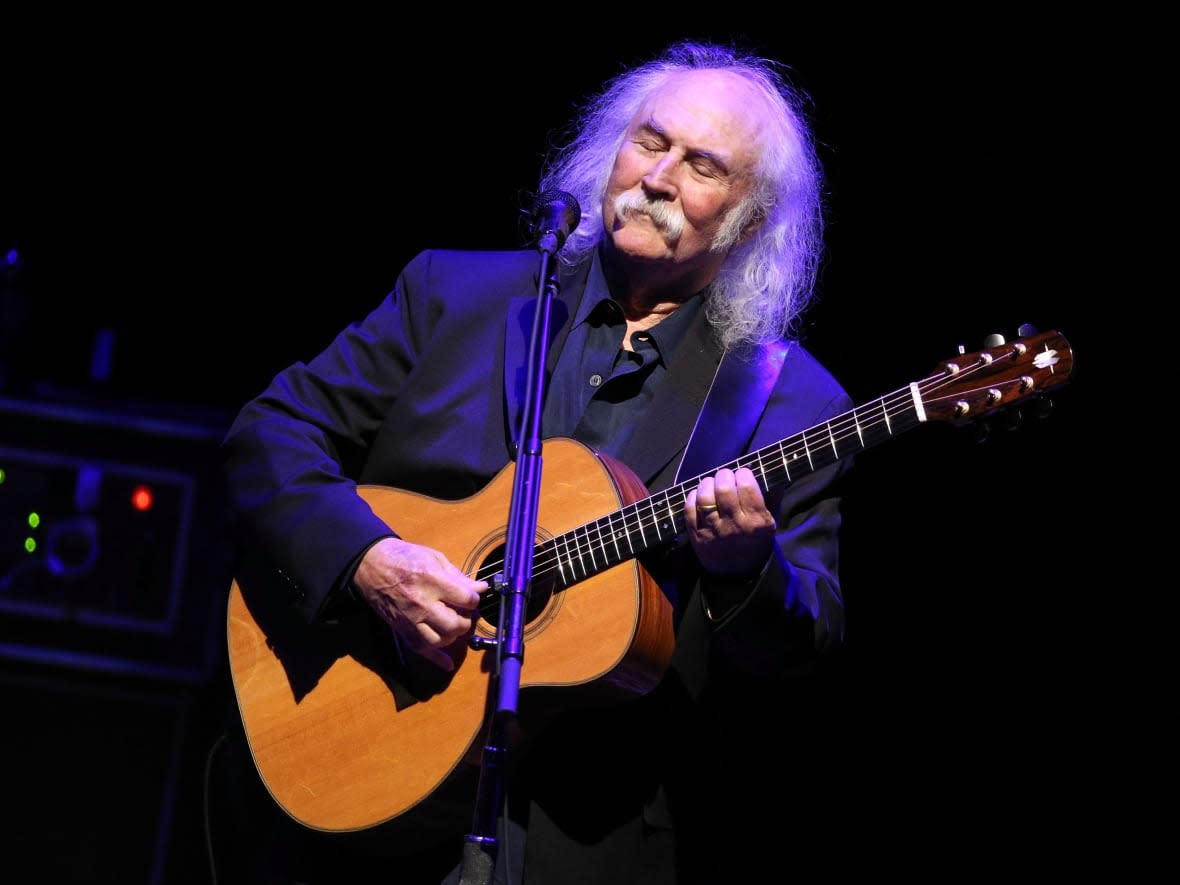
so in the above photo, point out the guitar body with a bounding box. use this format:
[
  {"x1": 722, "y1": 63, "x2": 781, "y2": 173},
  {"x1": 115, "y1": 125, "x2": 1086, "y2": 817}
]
[{"x1": 227, "y1": 438, "x2": 675, "y2": 833}]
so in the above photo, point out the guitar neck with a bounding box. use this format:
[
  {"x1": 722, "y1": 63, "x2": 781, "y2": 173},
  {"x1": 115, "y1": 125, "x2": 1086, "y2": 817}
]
[{"x1": 539, "y1": 327, "x2": 1073, "y2": 587}]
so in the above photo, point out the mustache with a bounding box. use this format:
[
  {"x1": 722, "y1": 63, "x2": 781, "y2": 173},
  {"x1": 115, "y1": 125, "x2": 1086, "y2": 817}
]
[{"x1": 614, "y1": 192, "x2": 685, "y2": 241}]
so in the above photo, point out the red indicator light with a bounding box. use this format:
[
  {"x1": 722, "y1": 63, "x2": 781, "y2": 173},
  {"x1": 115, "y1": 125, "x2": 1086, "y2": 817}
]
[{"x1": 131, "y1": 484, "x2": 154, "y2": 512}]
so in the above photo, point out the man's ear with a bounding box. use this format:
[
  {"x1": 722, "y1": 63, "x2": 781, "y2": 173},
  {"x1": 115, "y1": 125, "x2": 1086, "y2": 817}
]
[
  {"x1": 736, "y1": 204, "x2": 768, "y2": 245},
  {"x1": 735, "y1": 221, "x2": 763, "y2": 246}
]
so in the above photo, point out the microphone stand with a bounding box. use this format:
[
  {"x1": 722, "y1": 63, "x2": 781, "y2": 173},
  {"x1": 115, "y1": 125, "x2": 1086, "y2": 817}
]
[{"x1": 458, "y1": 223, "x2": 567, "y2": 885}]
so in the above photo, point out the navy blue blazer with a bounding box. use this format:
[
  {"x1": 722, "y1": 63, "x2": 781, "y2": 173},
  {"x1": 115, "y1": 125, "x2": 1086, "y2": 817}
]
[
  {"x1": 222, "y1": 247, "x2": 853, "y2": 679},
  {"x1": 221, "y1": 247, "x2": 856, "y2": 879}
]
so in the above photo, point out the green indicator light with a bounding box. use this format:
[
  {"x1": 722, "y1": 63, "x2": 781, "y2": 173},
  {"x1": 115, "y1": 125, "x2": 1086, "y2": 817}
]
[
  {"x1": 28, "y1": 512, "x2": 41, "y2": 529},
  {"x1": 0, "y1": 467, "x2": 6, "y2": 484},
  {"x1": 25, "y1": 537, "x2": 36, "y2": 553}
]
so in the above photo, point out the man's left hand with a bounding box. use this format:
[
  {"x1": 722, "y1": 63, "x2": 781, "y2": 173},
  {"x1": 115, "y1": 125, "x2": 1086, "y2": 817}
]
[{"x1": 684, "y1": 466, "x2": 775, "y2": 577}]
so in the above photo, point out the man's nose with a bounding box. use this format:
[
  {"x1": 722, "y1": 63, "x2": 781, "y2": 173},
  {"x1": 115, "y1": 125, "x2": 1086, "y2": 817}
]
[{"x1": 641, "y1": 155, "x2": 679, "y2": 199}]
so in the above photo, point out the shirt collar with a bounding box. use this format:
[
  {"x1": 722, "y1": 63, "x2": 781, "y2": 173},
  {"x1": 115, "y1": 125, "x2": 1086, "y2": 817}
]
[
  {"x1": 573, "y1": 249, "x2": 616, "y2": 327},
  {"x1": 574, "y1": 248, "x2": 707, "y2": 356}
]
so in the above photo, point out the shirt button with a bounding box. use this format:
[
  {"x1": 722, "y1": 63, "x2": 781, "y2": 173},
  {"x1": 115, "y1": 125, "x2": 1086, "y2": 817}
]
[{"x1": 589, "y1": 374, "x2": 603, "y2": 387}]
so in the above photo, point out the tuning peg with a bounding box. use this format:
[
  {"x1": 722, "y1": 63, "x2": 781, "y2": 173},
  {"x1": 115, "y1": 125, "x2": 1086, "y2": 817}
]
[
  {"x1": 983, "y1": 333, "x2": 1006, "y2": 348},
  {"x1": 1002, "y1": 409, "x2": 1024, "y2": 431},
  {"x1": 971, "y1": 421, "x2": 992, "y2": 444},
  {"x1": 1017, "y1": 323, "x2": 1039, "y2": 338}
]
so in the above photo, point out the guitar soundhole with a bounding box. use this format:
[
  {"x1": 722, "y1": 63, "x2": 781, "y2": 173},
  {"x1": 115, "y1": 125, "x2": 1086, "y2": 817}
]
[{"x1": 472, "y1": 542, "x2": 559, "y2": 635}]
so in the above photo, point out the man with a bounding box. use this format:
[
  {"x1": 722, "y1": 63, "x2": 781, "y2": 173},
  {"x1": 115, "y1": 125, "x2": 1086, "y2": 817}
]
[{"x1": 218, "y1": 39, "x2": 853, "y2": 884}]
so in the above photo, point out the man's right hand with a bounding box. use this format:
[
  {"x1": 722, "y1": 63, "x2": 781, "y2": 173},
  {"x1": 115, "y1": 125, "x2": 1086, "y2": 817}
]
[{"x1": 351, "y1": 537, "x2": 487, "y2": 672}]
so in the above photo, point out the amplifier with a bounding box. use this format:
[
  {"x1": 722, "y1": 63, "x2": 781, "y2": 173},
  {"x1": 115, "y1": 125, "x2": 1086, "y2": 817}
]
[{"x1": 0, "y1": 393, "x2": 233, "y2": 682}]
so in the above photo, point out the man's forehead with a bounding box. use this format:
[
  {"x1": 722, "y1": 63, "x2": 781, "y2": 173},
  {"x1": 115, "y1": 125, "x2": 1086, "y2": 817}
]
[{"x1": 630, "y1": 70, "x2": 767, "y2": 158}]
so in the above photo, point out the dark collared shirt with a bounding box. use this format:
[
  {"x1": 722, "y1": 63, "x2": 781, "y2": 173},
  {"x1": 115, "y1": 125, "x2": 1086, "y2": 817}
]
[{"x1": 541, "y1": 251, "x2": 703, "y2": 461}]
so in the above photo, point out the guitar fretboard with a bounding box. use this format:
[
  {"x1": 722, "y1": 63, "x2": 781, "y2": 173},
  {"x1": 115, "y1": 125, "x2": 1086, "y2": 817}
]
[{"x1": 539, "y1": 385, "x2": 924, "y2": 587}]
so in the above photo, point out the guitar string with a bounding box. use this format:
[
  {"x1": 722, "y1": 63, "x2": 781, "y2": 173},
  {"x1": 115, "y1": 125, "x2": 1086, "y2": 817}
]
[
  {"x1": 472, "y1": 344, "x2": 1036, "y2": 605},
  {"x1": 513, "y1": 360, "x2": 1009, "y2": 584}
]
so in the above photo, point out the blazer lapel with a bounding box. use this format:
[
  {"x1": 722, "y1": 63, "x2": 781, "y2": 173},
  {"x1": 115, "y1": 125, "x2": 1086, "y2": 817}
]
[
  {"x1": 621, "y1": 309, "x2": 723, "y2": 489},
  {"x1": 674, "y1": 339, "x2": 791, "y2": 484}
]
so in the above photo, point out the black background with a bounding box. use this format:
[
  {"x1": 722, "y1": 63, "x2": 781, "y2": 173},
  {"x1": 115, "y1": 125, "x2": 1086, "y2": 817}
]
[{"x1": 2, "y1": 17, "x2": 1110, "y2": 883}]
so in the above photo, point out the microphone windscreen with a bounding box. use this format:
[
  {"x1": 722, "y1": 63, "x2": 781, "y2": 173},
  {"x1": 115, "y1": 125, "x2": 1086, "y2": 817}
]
[{"x1": 530, "y1": 190, "x2": 581, "y2": 248}]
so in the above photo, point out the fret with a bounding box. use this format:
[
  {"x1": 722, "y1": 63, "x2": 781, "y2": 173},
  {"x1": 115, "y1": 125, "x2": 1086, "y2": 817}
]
[
  {"x1": 556, "y1": 534, "x2": 572, "y2": 585},
  {"x1": 608, "y1": 513, "x2": 623, "y2": 560},
  {"x1": 584, "y1": 523, "x2": 602, "y2": 572},
  {"x1": 633, "y1": 505, "x2": 648, "y2": 548},
  {"x1": 646, "y1": 498, "x2": 664, "y2": 542},
  {"x1": 662, "y1": 495, "x2": 678, "y2": 535},
  {"x1": 570, "y1": 530, "x2": 588, "y2": 579},
  {"x1": 749, "y1": 449, "x2": 766, "y2": 487}
]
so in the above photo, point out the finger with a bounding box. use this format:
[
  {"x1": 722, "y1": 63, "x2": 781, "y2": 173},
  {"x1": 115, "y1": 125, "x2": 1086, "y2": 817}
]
[
  {"x1": 448, "y1": 579, "x2": 486, "y2": 612},
  {"x1": 710, "y1": 468, "x2": 739, "y2": 514},
  {"x1": 435, "y1": 603, "x2": 478, "y2": 640},
  {"x1": 733, "y1": 467, "x2": 768, "y2": 513},
  {"x1": 432, "y1": 554, "x2": 488, "y2": 610},
  {"x1": 685, "y1": 487, "x2": 702, "y2": 531},
  {"x1": 420, "y1": 616, "x2": 473, "y2": 657},
  {"x1": 414, "y1": 618, "x2": 443, "y2": 644},
  {"x1": 693, "y1": 478, "x2": 720, "y2": 517}
]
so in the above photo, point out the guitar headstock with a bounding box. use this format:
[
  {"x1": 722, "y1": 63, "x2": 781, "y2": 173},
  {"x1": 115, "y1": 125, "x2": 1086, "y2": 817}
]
[{"x1": 920, "y1": 328, "x2": 1073, "y2": 426}]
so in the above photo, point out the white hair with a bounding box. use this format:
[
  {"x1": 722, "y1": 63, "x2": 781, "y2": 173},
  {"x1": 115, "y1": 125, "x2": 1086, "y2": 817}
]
[{"x1": 538, "y1": 40, "x2": 825, "y2": 350}]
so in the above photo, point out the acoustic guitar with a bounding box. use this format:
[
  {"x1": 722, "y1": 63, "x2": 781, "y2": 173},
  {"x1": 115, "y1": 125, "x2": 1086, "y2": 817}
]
[{"x1": 226, "y1": 328, "x2": 1073, "y2": 833}]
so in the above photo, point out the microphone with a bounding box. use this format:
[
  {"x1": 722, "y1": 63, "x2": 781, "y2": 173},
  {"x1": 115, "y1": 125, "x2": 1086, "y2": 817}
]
[{"x1": 529, "y1": 190, "x2": 581, "y2": 253}]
